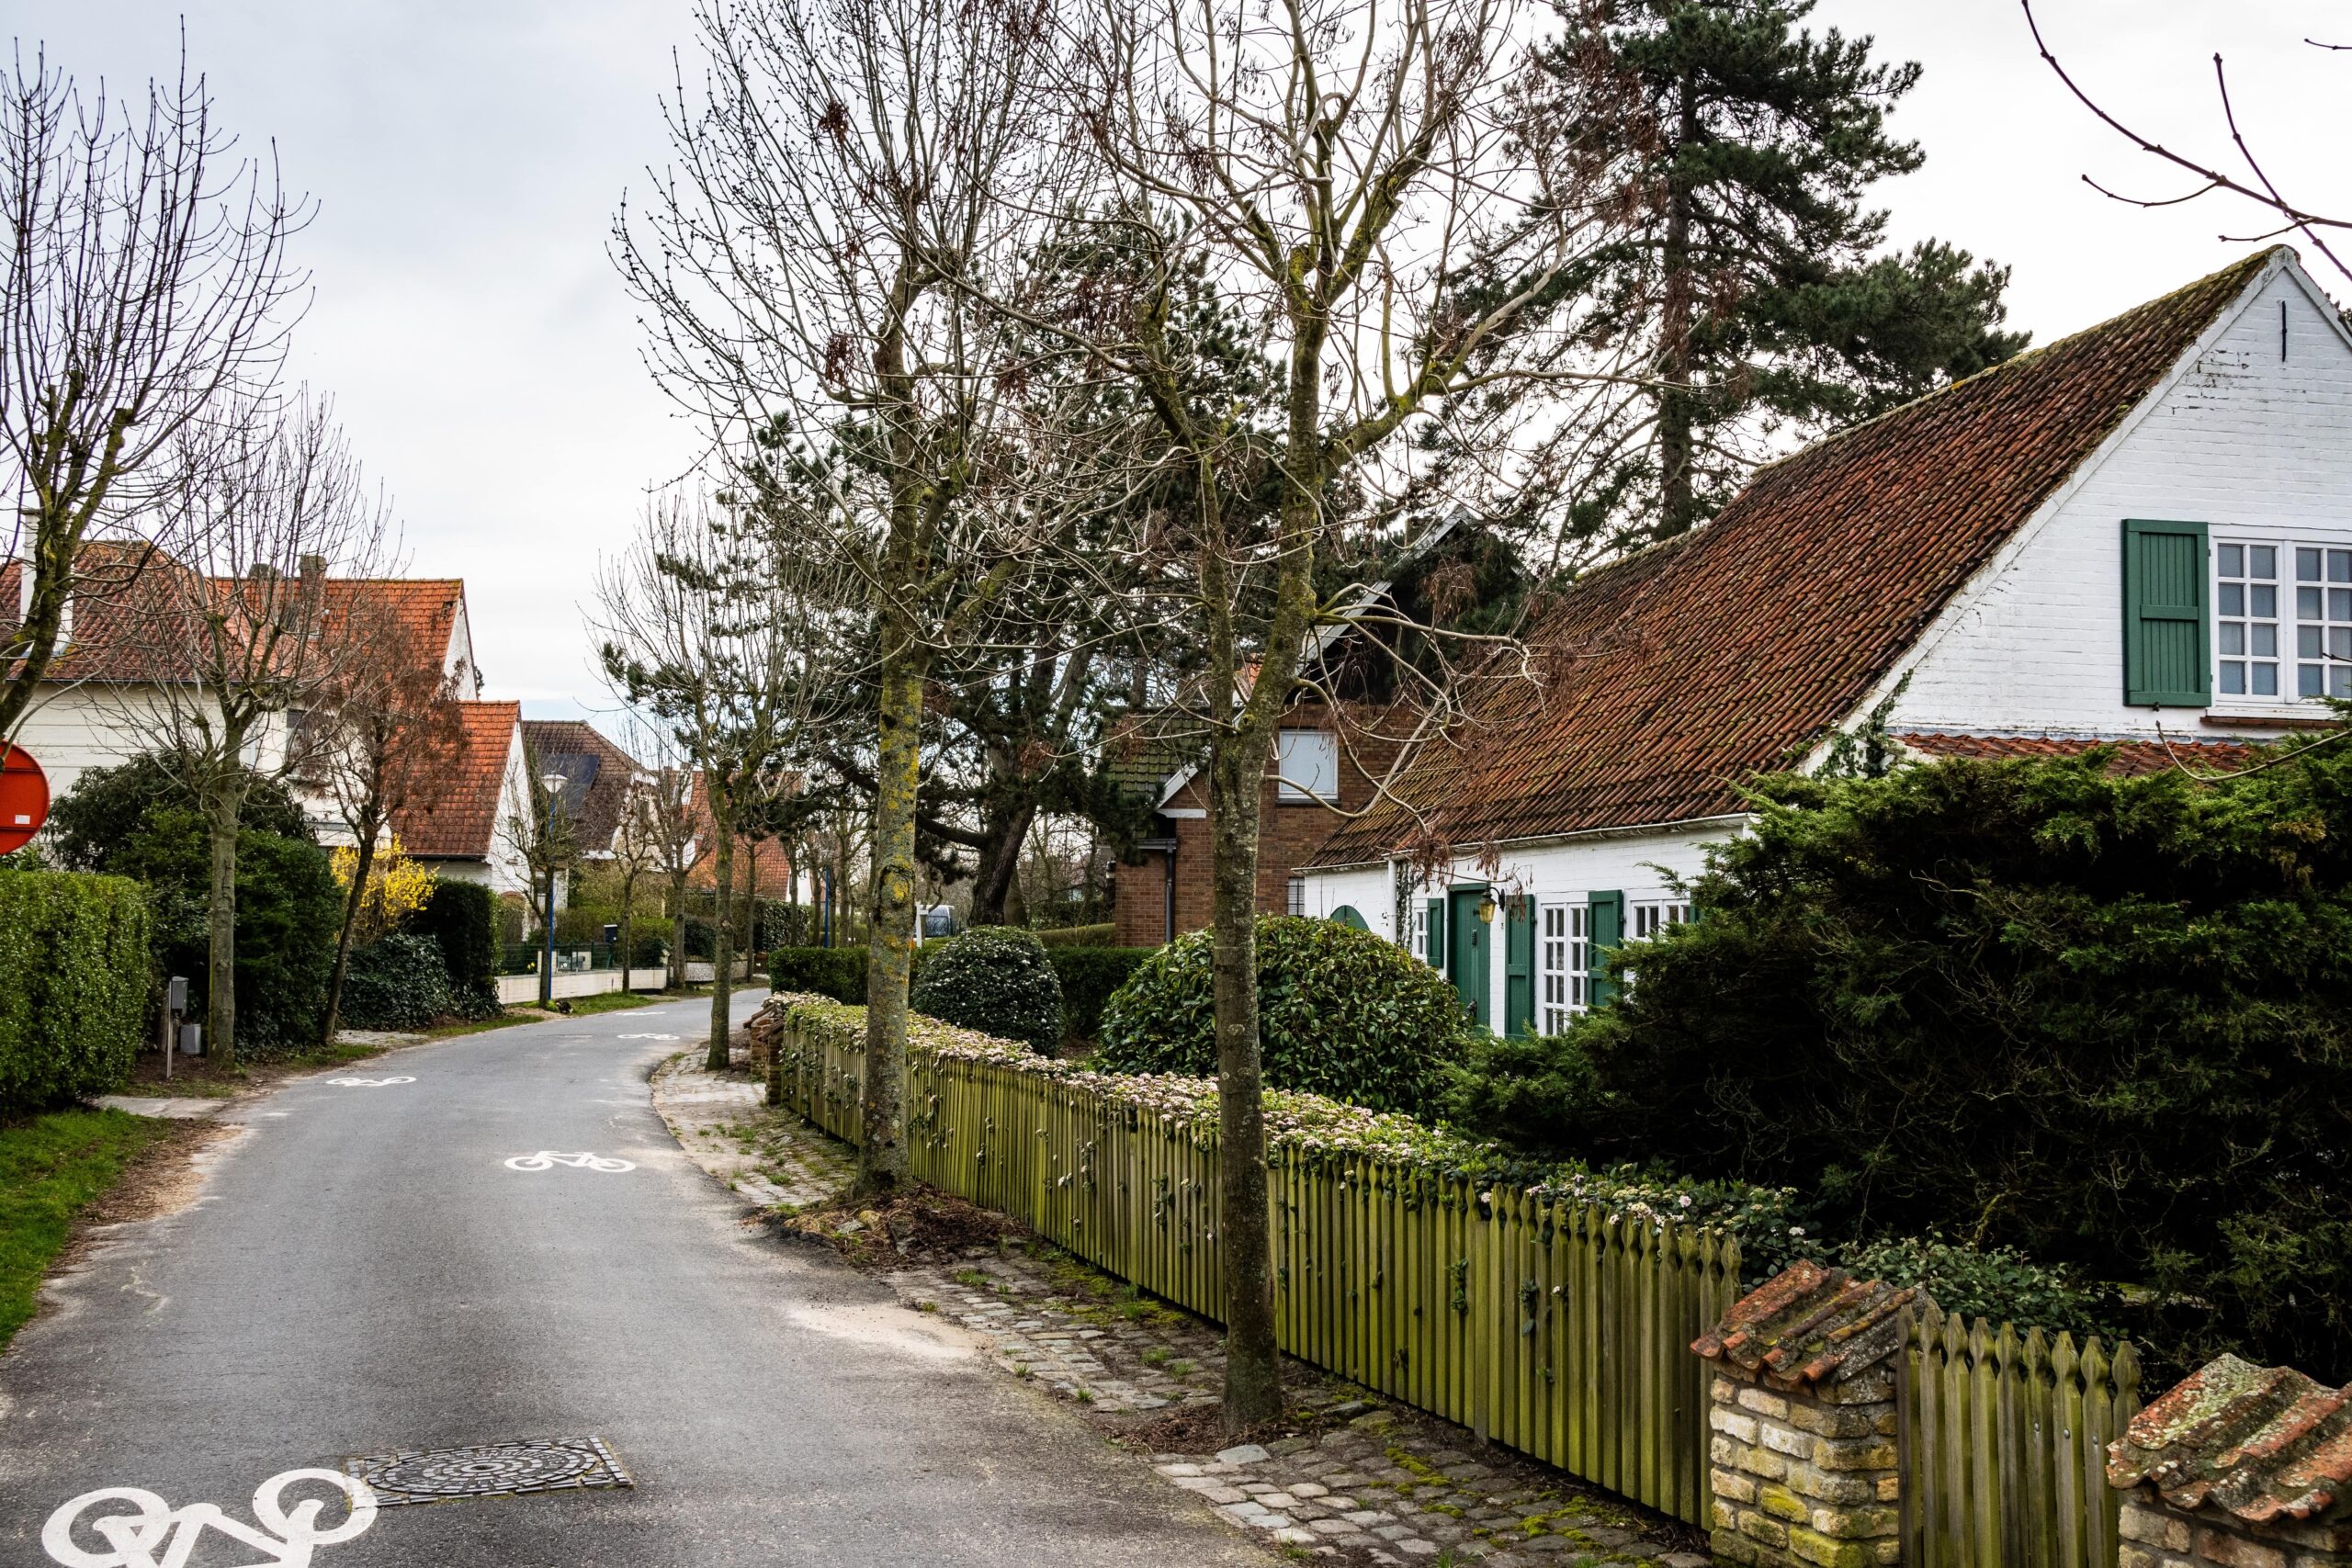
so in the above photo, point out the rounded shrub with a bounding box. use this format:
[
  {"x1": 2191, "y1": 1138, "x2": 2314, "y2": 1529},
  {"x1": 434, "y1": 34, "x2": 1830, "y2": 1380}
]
[
  {"x1": 909, "y1": 927, "x2": 1063, "y2": 1053},
  {"x1": 1096, "y1": 915, "x2": 1472, "y2": 1114}
]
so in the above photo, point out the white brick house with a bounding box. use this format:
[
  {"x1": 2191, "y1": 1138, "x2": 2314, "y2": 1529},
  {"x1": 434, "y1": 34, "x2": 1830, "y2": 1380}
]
[{"x1": 1296, "y1": 248, "x2": 2347, "y2": 1034}]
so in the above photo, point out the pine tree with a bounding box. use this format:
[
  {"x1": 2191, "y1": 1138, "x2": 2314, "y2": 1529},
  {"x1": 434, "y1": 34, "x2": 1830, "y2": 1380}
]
[{"x1": 1533, "y1": 0, "x2": 2029, "y2": 538}]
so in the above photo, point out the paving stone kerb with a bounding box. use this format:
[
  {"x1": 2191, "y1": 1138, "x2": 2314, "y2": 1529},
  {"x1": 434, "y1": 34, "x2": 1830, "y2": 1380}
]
[
  {"x1": 749, "y1": 991, "x2": 1742, "y2": 1529},
  {"x1": 655, "y1": 1051, "x2": 1716, "y2": 1566},
  {"x1": 1690, "y1": 1262, "x2": 1915, "y2": 1568},
  {"x1": 2108, "y1": 1352, "x2": 2352, "y2": 1568}
]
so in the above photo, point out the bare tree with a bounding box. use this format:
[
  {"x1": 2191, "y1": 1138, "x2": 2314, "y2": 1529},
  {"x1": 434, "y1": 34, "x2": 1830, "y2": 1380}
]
[
  {"x1": 2023, "y1": 1, "x2": 2352, "y2": 288},
  {"x1": 596, "y1": 490, "x2": 849, "y2": 1070},
  {"x1": 607, "y1": 763, "x2": 668, "y2": 995},
  {"x1": 311, "y1": 582, "x2": 464, "y2": 1043},
  {"x1": 1, "y1": 42, "x2": 309, "y2": 738},
  {"x1": 1067, "y1": 0, "x2": 1624, "y2": 1426},
  {"x1": 502, "y1": 739, "x2": 582, "y2": 1007},
  {"x1": 615, "y1": 0, "x2": 1136, "y2": 1193},
  {"x1": 105, "y1": 392, "x2": 390, "y2": 1066}
]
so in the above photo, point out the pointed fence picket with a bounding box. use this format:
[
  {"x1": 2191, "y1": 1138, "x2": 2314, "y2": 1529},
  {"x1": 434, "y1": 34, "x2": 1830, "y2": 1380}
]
[
  {"x1": 1896, "y1": 1303, "x2": 2143, "y2": 1568},
  {"x1": 766, "y1": 1002, "x2": 2145, "y2": 1552},
  {"x1": 766, "y1": 1008, "x2": 1738, "y2": 1527}
]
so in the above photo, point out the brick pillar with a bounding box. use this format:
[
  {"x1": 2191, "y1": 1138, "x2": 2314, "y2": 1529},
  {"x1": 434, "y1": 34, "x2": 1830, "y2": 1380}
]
[
  {"x1": 2109, "y1": 1352, "x2": 2352, "y2": 1568},
  {"x1": 1691, "y1": 1260, "x2": 1919, "y2": 1568}
]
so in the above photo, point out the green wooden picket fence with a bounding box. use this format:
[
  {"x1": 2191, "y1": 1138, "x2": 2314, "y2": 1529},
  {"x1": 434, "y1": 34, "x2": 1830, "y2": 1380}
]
[
  {"x1": 766, "y1": 1006, "x2": 1739, "y2": 1528},
  {"x1": 766, "y1": 1000, "x2": 2147, "y2": 1561},
  {"x1": 1897, "y1": 1304, "x2": 2143, "y2": 1568}
]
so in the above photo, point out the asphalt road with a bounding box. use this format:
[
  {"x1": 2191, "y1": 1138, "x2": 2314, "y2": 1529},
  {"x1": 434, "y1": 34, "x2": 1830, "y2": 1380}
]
[{"x1": 0, "y1": 995, "x2": 1274, "y2": 1567}]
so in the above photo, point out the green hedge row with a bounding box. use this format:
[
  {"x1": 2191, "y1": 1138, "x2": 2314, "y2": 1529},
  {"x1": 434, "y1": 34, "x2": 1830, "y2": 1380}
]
[
  {"x1": 0, "y1": 872, "x2": 152, "y2": 1114},
  {"x1": 765, "y1": 941, "x2": 1153, "y2": 1050}
]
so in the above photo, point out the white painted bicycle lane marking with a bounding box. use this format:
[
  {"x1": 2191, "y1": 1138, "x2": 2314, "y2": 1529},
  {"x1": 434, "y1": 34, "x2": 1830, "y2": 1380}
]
[
  {"x1": 42, "y1": 1468, "x2": 376, "y2": 1566},
  {"x1": 323, "y1": 1077, "x2": 413, "y2": 1088},
  {"x1": 503, "y1": 1151, "x2": 635, "y2": 1173}
]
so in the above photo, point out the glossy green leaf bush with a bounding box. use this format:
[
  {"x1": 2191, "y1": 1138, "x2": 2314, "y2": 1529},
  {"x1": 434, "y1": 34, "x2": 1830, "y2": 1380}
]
[
  {"x1": 910, "y1": 927, "x2": 1063, "y2": 1053},
  {"x1": 1095, "y1": 915, "x2": 1476, "y2": 1117}
]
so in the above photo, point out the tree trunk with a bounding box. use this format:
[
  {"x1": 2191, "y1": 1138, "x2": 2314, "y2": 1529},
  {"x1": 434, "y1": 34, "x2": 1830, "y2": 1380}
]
[
  {"x1": 967, "y1": 800, "x2": 1035, "y2": 926},
  {"x1": 1206, "y1": 727, "x2": 1282, "y2": 1430},
  {"x1": 707, "y1": 808, "x2": 735, "y2": 1070},
  {"x1": 670, "y1": 874, "x2": 689, "y2": 993},
  {"x1": 320, "y1": 820, "x2": 379, "y2": 1046},
  {"x1": 619, "y1": 877, "x2": 634, "y2": 993},
  {"x1": 204, "y1": 776, "x2": 244, "y2": 1069},
  {"x1": 1657, "y1": 67, "x2": 1701, "y2": 537},
  {"x1": 856, "y1": 624, "x2": 924, "y2": 1198}
]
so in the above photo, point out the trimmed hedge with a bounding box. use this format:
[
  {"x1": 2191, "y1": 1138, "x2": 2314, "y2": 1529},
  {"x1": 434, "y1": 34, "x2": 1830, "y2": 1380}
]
[
  {"x1": 1097, "y1": 915, "x2": 1474, "y2": 1116},
  {"x1": 412, "y1": 878, "x2": 500, "y2": 1017},
  {"x1": 1034, "y1": 922, "x2": 1115, "y2": 947},
  {"x1": 338, "y1": 932, "x2": 455, "y2": 1032},
  {"x1": 909, "y1": 928, "x2": 1062, "y2": 1052},
  {"x1": 0, "y1": 872, "x2": 152, "y2": 1113},
  {"x1": 766, "y1": 945, "x2": 867, "y2": 1003},
  {"x1": 1048, "y1": 946, "x2": 1152, "y2": 1047}
]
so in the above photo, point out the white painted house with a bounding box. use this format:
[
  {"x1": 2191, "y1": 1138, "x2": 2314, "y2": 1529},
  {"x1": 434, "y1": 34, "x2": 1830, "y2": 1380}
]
[
  {"x1": 1297, "y1": 248, "x2": 2347, "y2": 1034},
  {"x1": 2, "y1": 558, "x2": 535, "y2": 893}
]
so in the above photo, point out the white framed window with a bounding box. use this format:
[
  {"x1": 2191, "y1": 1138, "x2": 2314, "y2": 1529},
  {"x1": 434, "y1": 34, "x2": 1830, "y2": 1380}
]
[
  {"x1": 1276, "y1": 728, "x2": 1340, "y2": 804},
  {"x1": 1285, "y1": 875, "x2": 1306, "y2": 917},
  {"x1": 2216, "y1": 541, "x2": 2283, "y2": 699},
  {"x1": 1538, "y1": 899, "x2": 1588, "y2": 1032},
  {"x1": 1631, "y1": 901, "x2": 1690, "y2": 940},
  {"x1": 1410, "y1": 903, "x2": 1430, "y2": 964},
  {"x1": 2294, "y1": 544, "x2": 2352, "y2": 700}
]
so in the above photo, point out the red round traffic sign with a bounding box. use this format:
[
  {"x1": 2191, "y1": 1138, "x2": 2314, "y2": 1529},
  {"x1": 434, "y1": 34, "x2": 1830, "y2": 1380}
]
[{"x1": 0, "y1": 745, "x2": 49, "y2": 855}]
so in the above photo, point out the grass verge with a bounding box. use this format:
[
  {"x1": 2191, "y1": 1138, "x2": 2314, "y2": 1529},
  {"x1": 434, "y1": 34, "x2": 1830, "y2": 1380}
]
[{"x1": 0, "y1": 1108, "x2": 187, "y2": 1350}]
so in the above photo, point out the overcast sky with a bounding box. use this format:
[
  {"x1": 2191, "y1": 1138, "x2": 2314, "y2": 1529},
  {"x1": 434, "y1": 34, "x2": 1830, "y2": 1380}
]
[{"x1": 15, "y1": 1, "x2": 2349, "y2": 724}]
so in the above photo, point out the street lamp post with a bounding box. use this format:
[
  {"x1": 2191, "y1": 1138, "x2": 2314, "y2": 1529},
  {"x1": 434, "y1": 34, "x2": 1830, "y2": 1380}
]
[{"x1": 538, "y1": 771, "x2": 568, "y2": 1010}]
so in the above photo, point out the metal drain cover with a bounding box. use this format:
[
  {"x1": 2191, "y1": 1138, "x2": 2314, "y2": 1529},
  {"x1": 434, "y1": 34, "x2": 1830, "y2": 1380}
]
[{"x1": 342, "y1": 1437, "x2": 634, "y2": 1506}]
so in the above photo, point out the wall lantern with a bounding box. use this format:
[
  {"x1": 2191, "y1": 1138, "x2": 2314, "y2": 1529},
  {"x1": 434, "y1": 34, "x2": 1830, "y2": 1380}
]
[{"x1": 1476, "y1": 895, "x2": 1497, "y2": 924}]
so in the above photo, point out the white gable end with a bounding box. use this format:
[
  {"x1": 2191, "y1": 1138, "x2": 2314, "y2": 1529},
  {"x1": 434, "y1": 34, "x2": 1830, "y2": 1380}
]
[{"x1": 1878, "y1": 257, "x2": 2352, "y2": 743}]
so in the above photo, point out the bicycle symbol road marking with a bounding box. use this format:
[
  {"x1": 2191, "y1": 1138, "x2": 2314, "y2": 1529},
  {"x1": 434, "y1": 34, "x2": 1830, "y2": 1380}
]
[
  {"x1": 324, "y1": 1077, "x2": 413, "y2": 1088},
  {"x1": 503, "y1": 1151, "x2": 635, "y2": 1173},
  {"x1": 43, "y1": 1467, "x2": 376, "y2": 1566}
]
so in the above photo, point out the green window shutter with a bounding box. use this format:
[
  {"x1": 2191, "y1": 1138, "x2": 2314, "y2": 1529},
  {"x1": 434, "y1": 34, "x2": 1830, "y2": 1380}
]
[
  {"x1": 1330, "y1": 905, "x2": 1367, "y2": 931},
  {"x1": 1426, "y1": 897, "x2": 1445, "y2": 970},
  {"x1": 2122, "y1": 520, "x2": 2211, "y2": 706},
  {"x1": 1587, "y1": 890, "x2": 1623, "y2": 1008},
  {"x1": 1503, "y1": 896, "x2": 1534, "y2": 1037}
]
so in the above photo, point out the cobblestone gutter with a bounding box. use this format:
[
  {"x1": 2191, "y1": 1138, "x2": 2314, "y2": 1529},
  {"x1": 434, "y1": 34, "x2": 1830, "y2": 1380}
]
[{"x1": 653, "y1": 1054, "x2": 1712, "y2": 1567}]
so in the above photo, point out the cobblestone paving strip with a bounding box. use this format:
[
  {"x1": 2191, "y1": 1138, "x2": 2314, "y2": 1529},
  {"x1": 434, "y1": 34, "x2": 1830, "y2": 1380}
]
[{"x1": 653, "y1": 1055, "x2": 1711, "y2": 1568}]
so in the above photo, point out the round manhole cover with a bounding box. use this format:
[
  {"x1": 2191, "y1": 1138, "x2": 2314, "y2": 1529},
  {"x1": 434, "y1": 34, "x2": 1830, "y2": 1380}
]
[{"x1": 344, "y1": 1438, "x2": 632, "y2": 1506}]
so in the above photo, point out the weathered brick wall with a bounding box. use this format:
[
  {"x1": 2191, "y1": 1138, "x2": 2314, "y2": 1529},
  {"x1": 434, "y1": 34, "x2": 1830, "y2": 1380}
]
[
  {"x1": 1706, "y1": 1357, "x2": 1901, "y2": 1567},
  {"x1": 2119, "y1": 1495, "x2": 2352, "y2": 1568},
  {"x1": 1692, "y1": 1261, "x2": 1917, "y2": 1568},
  {"x1": 1109, "y1": 701, "x2": 1403, "y2": 945}
]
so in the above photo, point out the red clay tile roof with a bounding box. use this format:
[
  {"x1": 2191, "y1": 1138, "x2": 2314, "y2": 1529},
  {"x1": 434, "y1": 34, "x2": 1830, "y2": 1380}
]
[
  {"x1": 685, "y1": 769, "x2": 800, "y2": 890},
  {"x1": 1898, "y1": 731, "x2": 2267, "y2": 777},
  {"x1": 1308, "y1": 250, "x2": 2278, "y2": 868},
  {"x1": 319, "y1": 579, "x2": 466, "y2": 672},
  {"x1": 4, "y1": 556, "x2": 466, "y2": 686},
  {"x1": 2109, "y1": 1353, "x2": 2352, "y2": 1526},
  {"x1": 394, "y1": 700, "x2": 519, "y2": 861},
  {"x1": 1692, "y1": 1258, "x2": 1921, "y2": 1389}
]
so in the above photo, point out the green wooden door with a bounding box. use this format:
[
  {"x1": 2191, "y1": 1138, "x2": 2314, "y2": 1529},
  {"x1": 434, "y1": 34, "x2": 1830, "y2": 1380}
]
[{"x1": 1448, "y1": 887, "x2": 1490, "y2": 1027}]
